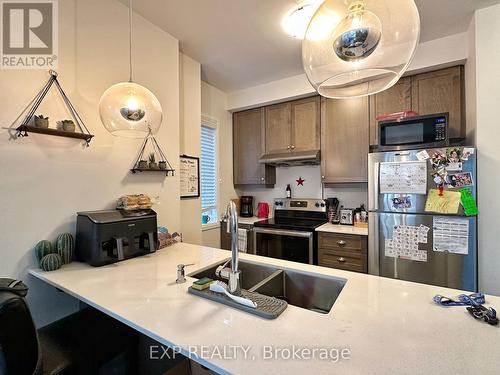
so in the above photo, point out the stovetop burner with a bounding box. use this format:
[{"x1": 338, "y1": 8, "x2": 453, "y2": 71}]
[
  {"x1": 253, "y1": 217, "x2": 327, "y2": 231},
  {"x1": 253, "y1": 198, "x2": 328, "y2": 232}
]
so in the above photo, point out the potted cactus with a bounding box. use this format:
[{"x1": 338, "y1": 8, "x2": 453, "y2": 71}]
[
  {"x1": 138, "y1": 160, "x2": 148, "y2": 169},
  {"x1": 148, "y1": 152, "x2": 158, "y2": 169},
  {"x1": 159, "y1": 160, "x2": 167, "y2": 170},
  {"x1": 34, "y1": 114, "x2": 49, "y2": 128},
  {"x1": 57, "y1": 120, "x2": 76, "y2": 132}
]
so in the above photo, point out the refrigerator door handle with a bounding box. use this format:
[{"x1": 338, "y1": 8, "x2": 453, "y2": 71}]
[
  {"x1": 368, "y1": 212, "x2": 380, "y2": 275},
  {"x1": 369, "y1": 161, "x2": 380, "y2": 211}
]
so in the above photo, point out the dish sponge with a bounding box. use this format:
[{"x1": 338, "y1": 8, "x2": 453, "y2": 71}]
[{"x1": 192, "y1": 277, "x2": 213, "y2": 291}]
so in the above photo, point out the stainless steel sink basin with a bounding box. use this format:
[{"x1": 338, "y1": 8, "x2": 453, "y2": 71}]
[
  {"x1": 252, "y1": 269, "x2": 346, "y2": 314},
  {"x1": 189, "y1": 259, "x2": 346, "y2": 314}
]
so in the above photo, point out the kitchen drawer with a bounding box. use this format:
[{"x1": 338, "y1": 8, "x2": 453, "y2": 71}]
[
  {"x1": 319, "y1": 247, "x2": 363, "y2": 260},
  {"x1": 318, "y1": 232, "x2": 365, "y2": 251},
  {"x1": 318, "y1": 249, "x2": 367, "y2": 273}
]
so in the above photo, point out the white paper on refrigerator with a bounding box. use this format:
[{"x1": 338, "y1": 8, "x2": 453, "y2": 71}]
[
  {"x1": 384, "y1": 224, "x2": 430, "y2": 262},
  {"x1": 432, "y1": 217, "x2": 469, "y2": 255},
  {"x1": 379, "y1": 161, "x2": 428, "y2": 194}
]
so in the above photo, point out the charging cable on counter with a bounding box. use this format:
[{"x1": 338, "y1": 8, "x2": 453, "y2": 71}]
[{"x1": 433, "y1": 292, "x2": 498, "y2": 326}]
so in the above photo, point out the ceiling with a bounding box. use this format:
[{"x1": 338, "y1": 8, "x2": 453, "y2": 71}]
[{"x1": 128, "y1": 0, "x2": 500, "y2": 92}]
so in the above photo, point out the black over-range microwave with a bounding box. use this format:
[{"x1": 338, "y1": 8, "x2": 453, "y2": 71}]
[{"x1": 375, "y1": 113, "x2": 451, "y2": 151}]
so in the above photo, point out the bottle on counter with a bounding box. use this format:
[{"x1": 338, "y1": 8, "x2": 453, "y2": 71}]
[{"x1": 286, "y1": 184, "x2": 291, "y2": 199}]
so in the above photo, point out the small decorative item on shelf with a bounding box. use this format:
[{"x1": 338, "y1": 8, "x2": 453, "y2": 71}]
[
  {"x1": 13, "y1": 70, "x2": 94, "y2": 146},
  {"x1": 35, "y1": 240, "x2": 53, "y2": 262},
  {"x1": 131, "y1": 128, "x2": 175, "y2": 176},
  {"x1": 148, "y1": 152, "x2": 158, "y2": 169},
  {"x1": 59, "y1": 120, "x2": 76, "y2": 132},
  {"x1": 40, "y1": 253, "x2": 63, "y2": 272},
  {"x1": 117, "y1": 194, "x2": 153, "y2": 211},
  {"x1": 56, "y1": 233, "x2": 74, "y2": 264},
  {"x1": 34, "y1": 114, "x2": 49, "y2": 128}
]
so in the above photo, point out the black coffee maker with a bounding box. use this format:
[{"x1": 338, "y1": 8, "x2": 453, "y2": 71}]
[{"x1": 240, "y1": 196, "x2": 254, "y2": 217}]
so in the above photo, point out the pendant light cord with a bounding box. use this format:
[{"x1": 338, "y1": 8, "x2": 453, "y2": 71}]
[{"x1": 129, "y1": 0, "x2": 133, "y2": 82}]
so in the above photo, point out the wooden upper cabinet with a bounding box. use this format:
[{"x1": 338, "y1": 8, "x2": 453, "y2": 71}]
[
  {"x1": 291, "y1": 96, "x2": 321, "y2": 153},
  {"x1": 265, "y1": 102, "x2": 292, "y2": 155},
  {"x1": 233, "y1": 108, "x2": 275, "y2": 186},
  {"x1": 411, "y1": 66, "x2": 464, "y2": 139},
  {"x1": 369, "y1": 77, "x2": 412, "y2": 146},
  {"x1": 321, "y1": 97, "x2": 369, "y2": 183}
]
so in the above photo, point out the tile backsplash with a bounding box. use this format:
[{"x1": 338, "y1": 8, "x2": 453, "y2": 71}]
[{"x1": 235, "y1": 165, "x2": 367, "y2": 211}]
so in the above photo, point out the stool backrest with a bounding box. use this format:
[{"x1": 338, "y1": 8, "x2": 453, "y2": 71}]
[{"x1": 0, "y1": 290, "x2": 41, "y2": 375}]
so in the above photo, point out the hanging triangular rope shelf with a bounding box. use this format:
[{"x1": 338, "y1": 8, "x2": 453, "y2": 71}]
[
  {"x1": 15, "y1": 70, "x2": 94, "y2": 146},
  {"x1": 130, "y1": 129, "x2": 175, "y2": 177}
]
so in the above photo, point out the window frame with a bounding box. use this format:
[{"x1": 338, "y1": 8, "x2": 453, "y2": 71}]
[{"x1": 201, "y1": 114, "x2": 220, "y2": 230}]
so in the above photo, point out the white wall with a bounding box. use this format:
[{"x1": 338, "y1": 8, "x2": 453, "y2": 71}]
[
  {"x1": 474, "y1": 4, "x2": 500, "y2": 296},
  {"x1": 465, "y1": 17, "x2": 477, "y2": 145},
  {"x1": 201, "y1": 81, "x2": 238, "y2": 248},
  {"x1": 236, "y1": 166, "x2": 323, "y2": 206},
  {"x1": 227, "y1": 32, "x2": 468, "y2": 111},
  {"x1": 179, "y1": 54, "x2": 202, "y2": 245},
  {"x1": 0, "y1": 0, "x2": 183, "y2": 326},
  {"x1": 235, "y1": 165, "x2": 367, "y2": 211},
  {"x1": 323, "y1": 185, "x2": 368, "y2": 210}
]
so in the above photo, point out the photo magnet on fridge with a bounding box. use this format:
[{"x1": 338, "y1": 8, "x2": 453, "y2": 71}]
[{"x1": 447, "y1": 172, "x2": 474, "y2": 188}]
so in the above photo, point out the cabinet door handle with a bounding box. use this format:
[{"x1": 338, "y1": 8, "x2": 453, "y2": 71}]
[
  {"x1": 287, "y1": 146, "x2": 291, "y2": 150},
  {"x1": 337, "y1": 240, "x2": 346, "y2": 247},
  {"x1": 321, "y1": 175, "x2": 325, "y2": 179},
  {"x1": 261, "y1": 177, "x2": 265, "y2": 181},
  {"x1": 291, "y1": 145, "x2": 295, "y2": 149},
  {"x1": 337, "y1": 257, "x2": 346, "y2": 263}
]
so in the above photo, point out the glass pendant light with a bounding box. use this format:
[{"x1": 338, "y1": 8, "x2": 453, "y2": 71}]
[
  {"x1": 302, "y1": 0, "x2": 420, "y2": 98},
  {"x1": 99, "y1": 0, "x2": 163, "y2": 138}
]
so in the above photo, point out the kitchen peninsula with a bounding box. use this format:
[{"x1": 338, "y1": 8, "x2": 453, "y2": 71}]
[{"x1": 30, "y1": 243, "x2": 500, "y2": 375}]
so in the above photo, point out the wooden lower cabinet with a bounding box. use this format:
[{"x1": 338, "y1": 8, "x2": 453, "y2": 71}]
[{"x1": 318, "y1": 232, "x2": 368, "y2": 273}]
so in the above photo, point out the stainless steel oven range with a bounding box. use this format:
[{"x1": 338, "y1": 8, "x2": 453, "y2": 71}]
[{"x1": 253, "y1": 198, "x2": 327, "y2": 265}]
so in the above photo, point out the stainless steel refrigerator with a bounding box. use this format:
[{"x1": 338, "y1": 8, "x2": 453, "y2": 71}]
[{"x1": 368, "y1": 147, "x2": 477, "y2": 291}]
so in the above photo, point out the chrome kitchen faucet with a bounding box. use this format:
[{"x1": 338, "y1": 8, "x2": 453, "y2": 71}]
[{"x1": 219, "y1": 201, "x2": 242, "y2": 295}]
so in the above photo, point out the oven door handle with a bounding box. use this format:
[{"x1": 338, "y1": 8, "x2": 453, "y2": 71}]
[{"x1": 252, "y1": 227, "x2": 313, "y2": 238}]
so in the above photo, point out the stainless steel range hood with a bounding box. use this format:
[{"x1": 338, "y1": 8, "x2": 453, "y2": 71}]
[{"x1": 259, "y1": 150, "x2": 320, "y2": 166}]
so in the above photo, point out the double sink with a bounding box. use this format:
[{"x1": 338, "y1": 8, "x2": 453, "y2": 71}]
[{"x1": 189, "y1": 259, "x2": 347, "y2": 314}]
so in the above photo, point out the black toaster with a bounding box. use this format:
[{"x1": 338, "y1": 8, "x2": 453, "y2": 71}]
[{"x1": 76, "y1": 209, "x2": 158, "y2": 266}]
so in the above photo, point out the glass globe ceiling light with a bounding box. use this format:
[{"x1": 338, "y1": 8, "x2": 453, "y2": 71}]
[
  {"x1": 99, "y1": 0, "x2": 163, "y2": 138},
  {"x1": 302, "y1": 0, "x2": 420, "y2": 98}
]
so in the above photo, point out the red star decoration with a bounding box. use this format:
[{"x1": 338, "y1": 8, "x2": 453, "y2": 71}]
[{"x1": 296, "y1": 177, "x2": 305, "y2": 186}]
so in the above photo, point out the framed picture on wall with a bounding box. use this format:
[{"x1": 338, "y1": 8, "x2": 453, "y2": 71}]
[{"x1": 180, "y1": 155, "x2": 200, "y2": 199}]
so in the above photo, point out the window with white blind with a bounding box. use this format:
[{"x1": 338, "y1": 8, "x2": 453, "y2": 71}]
[{"x1": 201, "y1": 121, "x2": 218, "y2": 226}]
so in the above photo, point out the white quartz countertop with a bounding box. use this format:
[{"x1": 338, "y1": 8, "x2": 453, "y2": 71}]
[
  {"x1": 30, "y1": 243, "x2": 500, "y2": 374},
  {"x1": 237, "y1": 216, "x2": 266, "y2": 225},
  {"x1": 315, "y1": 223, "x2": 368, "y2": 236}
]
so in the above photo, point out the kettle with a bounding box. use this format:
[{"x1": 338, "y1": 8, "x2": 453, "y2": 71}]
[{"x1": 257, "y1": 202, "x2": 270, "y2": 219}]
